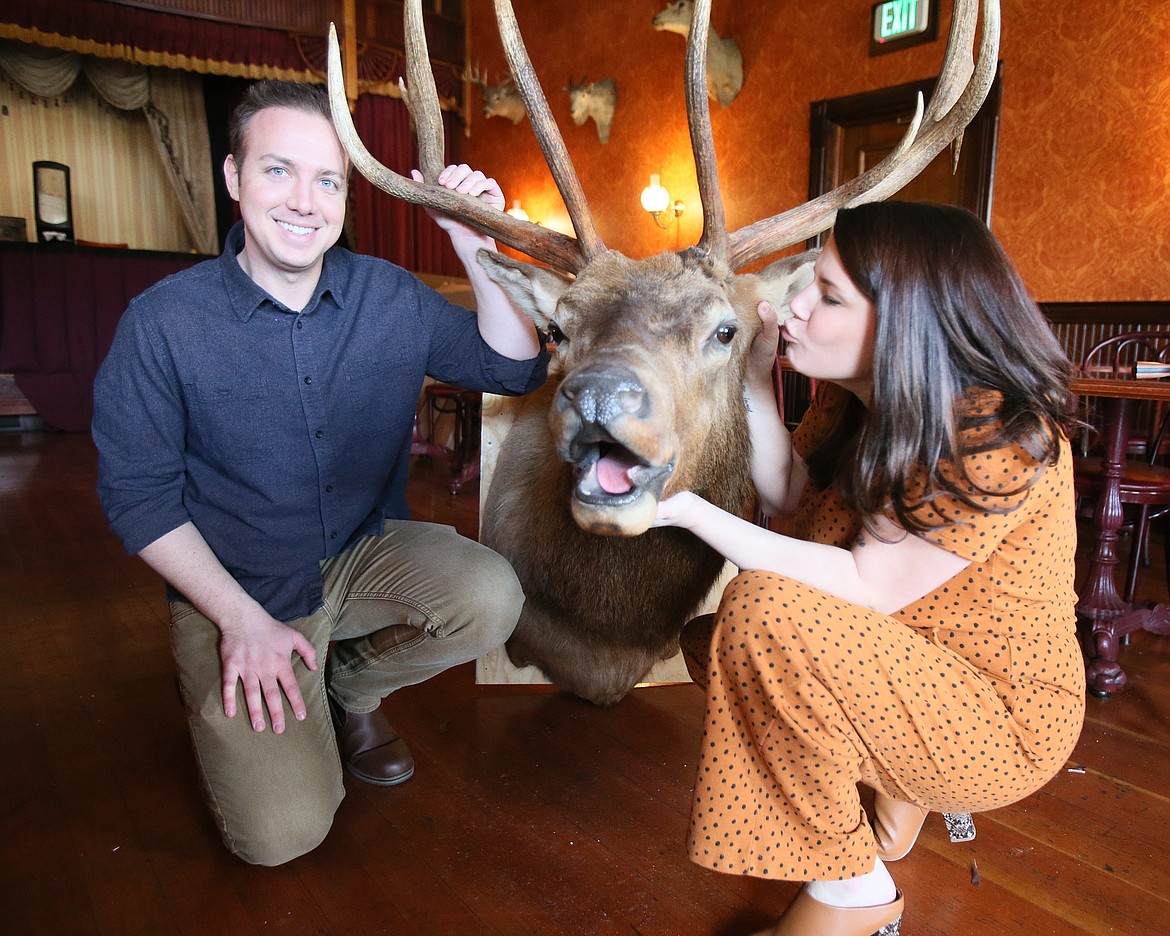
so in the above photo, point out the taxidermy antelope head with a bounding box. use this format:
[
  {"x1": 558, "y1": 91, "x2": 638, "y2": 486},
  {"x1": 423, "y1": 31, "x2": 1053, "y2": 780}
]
[
  {"x1": 566, "y1": 76, "x2": 617, "y2": 144},
  {"x1": 653, "y1": 0, "x2": 743, "y2": 107},
  {"x1": 327, "y1": 0, "x2": 1000, "y2": 704}
]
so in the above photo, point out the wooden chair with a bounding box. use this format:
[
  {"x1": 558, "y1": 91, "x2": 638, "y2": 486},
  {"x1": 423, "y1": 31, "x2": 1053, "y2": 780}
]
[
  {"x1": 1074, "y1": 332, "x2": 1170, "y2": 603},
  {"x1": 411, "y1": 382, "x2": 482, "y2": 495}
]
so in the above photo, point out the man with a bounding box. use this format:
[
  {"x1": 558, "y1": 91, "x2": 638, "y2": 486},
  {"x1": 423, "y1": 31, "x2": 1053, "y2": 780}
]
[{"x1": 93, "y1": 80, "x2": 546, "y2": 866}]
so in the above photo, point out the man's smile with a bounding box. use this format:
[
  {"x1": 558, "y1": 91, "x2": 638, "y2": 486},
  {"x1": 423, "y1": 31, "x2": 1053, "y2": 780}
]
[{"x1": 276, "y1": 219, "x2": 316, "y2": 236}]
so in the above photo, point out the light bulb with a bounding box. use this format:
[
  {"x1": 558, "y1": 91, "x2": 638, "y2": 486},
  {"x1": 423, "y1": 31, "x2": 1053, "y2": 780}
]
[{"x1": 640, "y1": 174, "x2": 670, "y2": 214}]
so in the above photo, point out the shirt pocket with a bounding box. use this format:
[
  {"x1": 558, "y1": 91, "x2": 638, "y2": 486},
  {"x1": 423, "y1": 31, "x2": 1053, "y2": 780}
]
[
  {"x1": 342, "y1": 350, "x2": 416, "y2": 435},
  {"x1": 186, "y1": 379, "x2": 276, "y2": 464}
]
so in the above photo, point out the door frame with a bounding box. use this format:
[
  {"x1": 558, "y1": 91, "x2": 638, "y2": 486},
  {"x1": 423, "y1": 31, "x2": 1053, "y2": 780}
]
[{"x1": 807, "y1": 63, "x2": 1003, "y2": 242}]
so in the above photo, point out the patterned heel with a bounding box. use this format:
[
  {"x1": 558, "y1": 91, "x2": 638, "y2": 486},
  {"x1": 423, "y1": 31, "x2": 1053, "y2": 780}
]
[
  {"x1": 874, "y1": 916, "x2": 902, "y2": 936},
  {"x1": 942, "y1": 811, "x2": 976, "y2": 843}
]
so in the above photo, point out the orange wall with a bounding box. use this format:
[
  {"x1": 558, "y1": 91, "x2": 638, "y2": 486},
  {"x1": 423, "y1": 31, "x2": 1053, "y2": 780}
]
[{"x1": 461, "y1": 0, "x2": 1170, "y2": 302}]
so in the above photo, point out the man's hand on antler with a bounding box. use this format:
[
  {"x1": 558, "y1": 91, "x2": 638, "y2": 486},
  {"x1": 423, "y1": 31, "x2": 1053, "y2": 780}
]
[
  {"x1": 411, "y1": 164, "x2": 504, "y2": 247},
  {"x1": 410, "y1": 163, "x2": 540, "y2": 360}
]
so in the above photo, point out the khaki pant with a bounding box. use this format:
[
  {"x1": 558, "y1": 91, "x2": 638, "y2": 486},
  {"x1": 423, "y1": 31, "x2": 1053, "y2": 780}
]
[{"x1": 169, "y1": 520, "x2": 523, "y2": 866}]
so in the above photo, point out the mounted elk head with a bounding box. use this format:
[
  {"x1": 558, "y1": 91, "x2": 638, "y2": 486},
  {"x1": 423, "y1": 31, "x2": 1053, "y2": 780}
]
[
  {"x1": 328, "y1": 0, "x2": 1000, "y2": 703},
  {"x1": 566, "y1": 76, "x2": 617, "y2": 144},
  {"x1": 653, "y1": 0, "x2": 743, "y2": 107},
  {"x1": 463, "y1": 62, "x2": 527, "y2": 124}
]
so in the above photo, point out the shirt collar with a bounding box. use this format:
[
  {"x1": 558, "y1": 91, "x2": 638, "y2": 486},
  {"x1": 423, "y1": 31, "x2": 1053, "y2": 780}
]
[{"x1": 218, "y1": 220, "x2": 348, "y2": 321}]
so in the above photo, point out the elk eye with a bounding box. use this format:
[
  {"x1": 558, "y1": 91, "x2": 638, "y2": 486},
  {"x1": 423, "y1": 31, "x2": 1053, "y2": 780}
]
[
  {"x1": 546, "y1": 322, "x2": 567, "y2": 346},
  {"x1": 715, "y1": 323, "x2": 738, "y2": 345}
]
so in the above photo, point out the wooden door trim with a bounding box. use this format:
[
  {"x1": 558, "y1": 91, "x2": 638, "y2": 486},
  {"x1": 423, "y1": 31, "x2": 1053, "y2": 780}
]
[{"x1": 807, "y1": 63, "x2": 1003, "y2": 238}]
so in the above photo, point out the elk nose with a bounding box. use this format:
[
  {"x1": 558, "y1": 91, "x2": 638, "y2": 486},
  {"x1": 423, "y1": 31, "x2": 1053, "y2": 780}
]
[{"x1": 559, "y1": 371, "x2": 649, "y2": 425}]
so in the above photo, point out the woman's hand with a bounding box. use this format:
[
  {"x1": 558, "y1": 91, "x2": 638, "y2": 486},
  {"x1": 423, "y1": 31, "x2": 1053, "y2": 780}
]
[
  {"x1": 653, "y1": 490, "x2": 704, "y2": 530},
  {"x1": 746, "y1": 300, "x2": 782, "y2": 390}
]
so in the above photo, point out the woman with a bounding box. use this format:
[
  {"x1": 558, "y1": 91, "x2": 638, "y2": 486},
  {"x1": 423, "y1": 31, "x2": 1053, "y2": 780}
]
[{"x1": 654, "y1": 201, "x2": 1085, "y2": 936}]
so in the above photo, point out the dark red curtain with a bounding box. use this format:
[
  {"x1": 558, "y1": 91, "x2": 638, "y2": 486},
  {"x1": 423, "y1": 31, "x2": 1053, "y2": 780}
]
[
  {"x1": 3, "y1": 0, "x2": 311, "y2": 74},
  {"x1": 351, "y1": 96, "x2": 462, "y2": 277}
]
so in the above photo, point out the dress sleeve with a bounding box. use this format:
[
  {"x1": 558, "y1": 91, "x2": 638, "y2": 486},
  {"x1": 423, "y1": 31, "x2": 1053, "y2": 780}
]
[{"x1": 906, "y1": 441, "x2": 1049, "y2": 564}]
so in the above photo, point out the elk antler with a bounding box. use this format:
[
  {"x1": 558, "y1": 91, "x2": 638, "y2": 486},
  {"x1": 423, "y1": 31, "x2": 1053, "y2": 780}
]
[
  {"x1": 326, "y1": 8, "x2": 590, "y2": 273},
  {"x1": 725, "y1": 0, "x2": 1000, "y2": 270},
  {"x1": 686, "y1": 0, "x2": 728, "y2": 260},
  {"x1": 400, "y1": 0, "x2": 444, "y2": 183},
  {"x1": 492, "y1": 0, "x2": 605, "y2": 260},
  {"x1": 332, "y1": 0, "x2": 997, "y2": 278}
]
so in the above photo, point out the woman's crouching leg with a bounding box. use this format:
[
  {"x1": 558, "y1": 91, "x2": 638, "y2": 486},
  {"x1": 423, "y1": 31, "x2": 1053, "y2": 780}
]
[
  {"x1": 687, "y1": 571, "x2": 888, "y2": 881},
  {"x1": 686, "y1": 569, "x2": 1082, "y2": 882}
]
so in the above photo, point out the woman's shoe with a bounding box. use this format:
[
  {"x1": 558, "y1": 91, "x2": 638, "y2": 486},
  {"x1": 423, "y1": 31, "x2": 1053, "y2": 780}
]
[
  {"x1": 873, "y1": 791, "x2": 976, "y2": 861},
  {"x1": 941, "y1": 810, "x2": 977, "y2": 844},
  {"x1": 873, "y1": 792, "x2": 931, "y2": 861},
  {"x1": 755, "y1": 886, "x2": 904, "y2": 936}
]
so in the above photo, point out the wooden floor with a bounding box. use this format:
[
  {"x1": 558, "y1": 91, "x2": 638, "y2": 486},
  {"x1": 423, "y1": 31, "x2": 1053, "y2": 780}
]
[{"x1": 1, "y1": 429, "x2": 1168, "y2": 936}]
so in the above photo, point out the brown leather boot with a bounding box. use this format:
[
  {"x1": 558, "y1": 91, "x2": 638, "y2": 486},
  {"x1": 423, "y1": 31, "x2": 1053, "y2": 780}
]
[{"x1": 335, "y1": 706, "x2": 415, "y2": 787}]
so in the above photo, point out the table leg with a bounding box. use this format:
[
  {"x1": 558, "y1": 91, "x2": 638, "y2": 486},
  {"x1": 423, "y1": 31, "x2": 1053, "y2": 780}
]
[
  {"x1": 448, "y1": 395, "x2": 481, "y2": 495},
  {"x1": 1076, "y1": 396, "x2": 1170, "y2": 695}
]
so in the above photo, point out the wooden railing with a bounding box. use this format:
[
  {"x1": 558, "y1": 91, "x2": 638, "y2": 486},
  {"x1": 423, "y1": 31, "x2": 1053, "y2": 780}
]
[{"x1": 1042, "y1": 302, "x2": 1170, "y2": 366}]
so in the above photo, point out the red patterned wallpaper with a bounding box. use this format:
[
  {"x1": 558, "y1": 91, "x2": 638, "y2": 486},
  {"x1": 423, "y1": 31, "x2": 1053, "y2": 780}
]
[{"x1": 459, "y1": 0, "x2": 1170, "y2": 302}]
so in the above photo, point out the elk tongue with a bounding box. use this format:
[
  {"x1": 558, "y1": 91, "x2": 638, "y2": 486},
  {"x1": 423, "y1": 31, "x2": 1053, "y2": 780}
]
[{"x1": 596, "y1": 451, "x2": 638, "y2": 495}]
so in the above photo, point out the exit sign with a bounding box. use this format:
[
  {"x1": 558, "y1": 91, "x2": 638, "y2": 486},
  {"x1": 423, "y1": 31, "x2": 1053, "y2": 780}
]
[{"x1": 870, "y1": 0, "x2": 938, "y2": 55}]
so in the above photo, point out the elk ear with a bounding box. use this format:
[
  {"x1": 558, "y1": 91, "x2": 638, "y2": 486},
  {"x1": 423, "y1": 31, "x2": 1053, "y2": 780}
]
[
  {"x1": 752, "y1": 249, "x2": 818, "y2": 322},
  {"x1": 476, "y1": 249, "x2": 574, "y2": 329}
]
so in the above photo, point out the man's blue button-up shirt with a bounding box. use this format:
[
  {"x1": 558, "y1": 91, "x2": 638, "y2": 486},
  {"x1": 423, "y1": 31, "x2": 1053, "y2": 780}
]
[{"x1": 94, "y1": 222, "x2": 547, "y2": 621}]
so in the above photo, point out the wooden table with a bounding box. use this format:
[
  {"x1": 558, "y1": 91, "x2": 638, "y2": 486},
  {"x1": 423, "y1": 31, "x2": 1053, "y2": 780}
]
[{"x1": 1070, "y1": 374, "x2": 1170, "y2": 696}]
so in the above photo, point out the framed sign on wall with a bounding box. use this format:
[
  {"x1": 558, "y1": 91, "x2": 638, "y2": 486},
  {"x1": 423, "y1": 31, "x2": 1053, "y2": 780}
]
[
  {"x1": 32, "y1": 161, "x2": 74, "y2": 243},
  {"x1": 870, "y1": 0, "x2": 940, "y2": 55}
]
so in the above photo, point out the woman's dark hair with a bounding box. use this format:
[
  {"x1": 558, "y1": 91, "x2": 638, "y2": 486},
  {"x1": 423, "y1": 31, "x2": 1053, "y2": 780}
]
[
  {"x1": 228, "y1": 80, "x2": 332, "y2": 163},
  {"x1": 804, "y1": 200, "x2": 1077, "y2": 533}
]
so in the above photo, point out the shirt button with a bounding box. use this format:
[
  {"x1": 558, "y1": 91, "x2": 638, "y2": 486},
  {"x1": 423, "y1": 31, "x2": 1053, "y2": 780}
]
[
  {"x1": 296, "y1": 320, "x2": 303, "y2": 329},
  {"x1": 330, "y1": 531, "x2": 337, "y2": 539},
  {"x1": 303, "y1": 376, "x2": 312, "y2": 385},
  {"x1": 315, "y1": 429, "x2": 324, "y2": 439},
  {"x1": 325, "y1": 485, "x2": 334, "y2": 493}
]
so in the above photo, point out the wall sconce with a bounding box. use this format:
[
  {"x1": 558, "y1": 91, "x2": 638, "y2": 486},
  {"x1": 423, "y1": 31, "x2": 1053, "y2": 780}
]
[
  {"x1": 640, "y1": 174, "x2": 685, "y2": 229},
  {"x1": 505, "y1": 200, "x2": 530, "y2": 221}
]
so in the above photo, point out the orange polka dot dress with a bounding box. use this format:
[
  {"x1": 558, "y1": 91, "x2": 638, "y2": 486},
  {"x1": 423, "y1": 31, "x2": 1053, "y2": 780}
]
[{"x1": 682, "y1": 383, "x2": 1086, "y2": 881}]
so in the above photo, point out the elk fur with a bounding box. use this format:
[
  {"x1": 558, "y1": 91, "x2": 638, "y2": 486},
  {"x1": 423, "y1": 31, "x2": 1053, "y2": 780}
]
[{"x1": 479, "y1": 248, "x2": 814, "y2": 704}]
